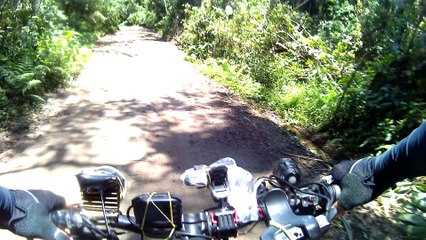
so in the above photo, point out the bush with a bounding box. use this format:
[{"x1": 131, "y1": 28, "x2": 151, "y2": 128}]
[
  {"x1": 0, "y1": 0, "x2": 123, "y2": 125},
  {"x1": 179, "y1": 0, "x2": 360, "y2": 128},
  {"x1": 179, "y1": 0, "x2": 425, "y2": 158},
  {"x1": 59, "y1": 0, "x2": 122, "y2": 34},
  {"x1": 379, "y1": 177, "x2": 426, "y2": 239},
  {"x1": 121, "y1": 0, "x2": 201, "y2": 39}
]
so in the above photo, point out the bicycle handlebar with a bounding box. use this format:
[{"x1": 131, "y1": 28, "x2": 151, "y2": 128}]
[
  {"x1": 51, "y1": 184, "x2": 339, "y2": 240},
  {"x1": 50, "y1": 158, "x2": 340, "y2": 240}
]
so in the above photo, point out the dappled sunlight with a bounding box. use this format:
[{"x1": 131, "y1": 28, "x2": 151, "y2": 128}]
[
  {"x1": 0, "y1": 26, "x2": 318, "y2": 221},
  {"x1": 0, "y1": 165, "x2": 81, "y2": 204},
  {"x1": 87, "y1": 119, "x2": 147, "y2": 164},
  {"x1": 0, "y1": 0, "x2": 420, "y2": 237},
  {"x1": 160, "y1": 99, "x2": 229, "y2": 135}
]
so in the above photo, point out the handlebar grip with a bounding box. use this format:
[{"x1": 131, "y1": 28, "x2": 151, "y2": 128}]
[
  {"x1": 180, "y1": 212, "x2": 210, "y2": 240},
  {"x1": 51, "y1": 209, "x2": 82, "y2": 229},
  {"x1": 51, "y1": 209, "x2": 106, "y2": 239}
]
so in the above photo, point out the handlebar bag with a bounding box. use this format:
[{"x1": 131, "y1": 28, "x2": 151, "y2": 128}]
[{"x1": 131, "y1": 192, "x2": 182, "y2": 238}]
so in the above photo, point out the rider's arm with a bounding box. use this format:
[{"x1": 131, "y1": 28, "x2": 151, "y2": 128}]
[
  {"x1": 0, "y1": 187, "x2": 13, "y2": 227},
  {"x1": 331, "y1": 121, "x2": 426, "y2": 213}
]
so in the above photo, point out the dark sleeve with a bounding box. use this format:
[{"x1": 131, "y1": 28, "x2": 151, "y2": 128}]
[
  {"x1": 373, "y1": 121, "x2": 426, "y2": 189},
  {"x1": 330, "y1": 121, "x2": 426, "y2": 210},
  {"x1": 0, "y1": 187, "x2": 13, "y2": 226}
]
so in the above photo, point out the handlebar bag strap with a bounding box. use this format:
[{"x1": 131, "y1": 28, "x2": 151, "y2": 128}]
[{"x1": 140, "y1": 192, "x2": 177, "y2": 239}]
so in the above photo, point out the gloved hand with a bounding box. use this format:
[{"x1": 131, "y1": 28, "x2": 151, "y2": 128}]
[
  {"x1": 330, "y1": 158, "x2": 386, "y2": 211},
  {"x1": 8, "y1": 189, "x2": 71, "y2": 240}
]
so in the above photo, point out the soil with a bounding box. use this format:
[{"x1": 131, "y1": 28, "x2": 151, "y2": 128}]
[{"x1": 0, "y1": 26, "x2": 405, "y2": 239}]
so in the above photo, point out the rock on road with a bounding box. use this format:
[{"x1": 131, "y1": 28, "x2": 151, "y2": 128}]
[{"x1": 0, "y1": 26, "x2": 317, "y2": 239}]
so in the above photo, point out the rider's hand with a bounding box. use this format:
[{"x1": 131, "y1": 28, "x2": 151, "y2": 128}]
[
  {"x1": 9, "y1": 189, "x2": 71, "y2": 240},
  {"x1": 330, "y1": 158, "x2": 379, "y2": 211},
  {"x1": 333, "y1": 201, "x2": 347, "y2": 216}
]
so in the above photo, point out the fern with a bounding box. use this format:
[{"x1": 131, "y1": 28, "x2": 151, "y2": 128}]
[
  {"x1": 29, "y1": 94, "x2": 45, "y2": 103},
  {"x1": 34, "y1": 64, "x2": 51, "y2": 79},
  {"x1": 0, "y1": 60, "x2": 43, "y2": 96},
  {"x1": 24, "y1": 79, "x2": 42, "y2": 94}
]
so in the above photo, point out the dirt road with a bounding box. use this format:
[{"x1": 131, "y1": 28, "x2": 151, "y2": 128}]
[{"x1": 0, "y1": 26, "x2": 320, "y2": 239}]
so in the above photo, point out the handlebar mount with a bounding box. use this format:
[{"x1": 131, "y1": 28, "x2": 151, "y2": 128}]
[{"x1": 51, "y1": 158, "x2": 340, "y2": 240}]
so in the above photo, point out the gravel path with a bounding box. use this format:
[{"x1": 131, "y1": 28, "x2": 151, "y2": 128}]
[{"x1": 0, "y1": 26, "x2": 319, "y2": 239}]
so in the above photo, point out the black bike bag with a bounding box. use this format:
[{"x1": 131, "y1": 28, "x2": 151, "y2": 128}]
[{"x1": 131, "y1": 192, "x2": 182, "y2": 238}]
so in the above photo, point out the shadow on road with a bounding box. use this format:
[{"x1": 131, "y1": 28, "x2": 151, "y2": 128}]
[
  {"x1": 0, "y1": 26, "x2": 402, "y2": 240},
  {"x1": 1, "y1": 91, "x2": 322, "y2": 178}
]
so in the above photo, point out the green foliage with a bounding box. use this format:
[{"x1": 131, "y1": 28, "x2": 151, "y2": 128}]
[
  {"x1": 179, "y1": 0, "x2": 363, "y2": 129},
  {"x1": 121, "y1": 0, "x2": 201, "y2": 39},
  {"x1": 380, "y1": 177, "x2": 426, "y2": 239},
  {"x1": 0, "y1": 1, "x2": 52, "y2": 121},
  {"x1": 0, "y1": 0, "x2": 124, "y2": 126},
  {"x1": 1, "y1": 0, "x2": 424, "y2": 161},
  {"x1": 37, "y1": 29, "x2": 79, "y2": 88},
  {"x1": 59, "y1": 0, "x2": 122, "y2": 34},
  {"x1": 0, "y1": 87, "x2": 8, "y2": 119},
  {"x1": 1, "y1": 61, "x2": 42, "y2": 96},
  {"x1": 177, "y1": 0, "x2": 425, "y2": 158},
  {"x1": 193, "y1": 57, "x2": 261, "y2": 97},
  {"x1": 327, "y1": 0, "x2": 426, "y2": 156}
]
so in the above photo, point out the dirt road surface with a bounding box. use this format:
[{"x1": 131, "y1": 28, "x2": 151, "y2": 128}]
[{"x1": 0, "y1": 26, "x2": 321, "y2": 239}]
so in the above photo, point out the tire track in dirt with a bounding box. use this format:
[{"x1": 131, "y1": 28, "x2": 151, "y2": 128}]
[{"x1": 0, "y1": 26, "x2": 320, "y2": 239}]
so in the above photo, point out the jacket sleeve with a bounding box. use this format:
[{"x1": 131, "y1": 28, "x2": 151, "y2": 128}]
[
  {"x1": 373, "y1": 121, "x2": 426, "y2": 191},
  {"x1": 0, "y1": 187, "x2": 13, "y2": 228}
]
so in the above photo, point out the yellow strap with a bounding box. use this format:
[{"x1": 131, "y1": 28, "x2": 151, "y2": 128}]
[
  {"x1": 140, "y1": 192, "x2": 176, "y2": 240},
  {"x1": 269, "y1": 220, "x2": 296, "y2": 240},
  {"x1": 166, "y1": 191, "x2": 175, "y2": 239},
  {"x1": 117, "y1": 176, "x2": 126, "y2": 200},
  {"x1": 140, "y1": 192, "x2": 155, "y2": 232}
]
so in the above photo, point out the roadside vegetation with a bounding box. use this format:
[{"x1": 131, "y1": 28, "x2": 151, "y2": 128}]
[
  {"x1": 118, "y1": 0, "x2": 425, "y2": 158},
  {"x1": 179, "y1": 0, "x2": 425, "y2": 161},
  {"x1": 120, "y1": 0, "x2": 426, "y2": 238},
  {"x1": 1, "y1": 0, "x2": 425, "y2": 238},
  {"x1": 0, "y1": 0, "x2": 125, "y2": 129}
]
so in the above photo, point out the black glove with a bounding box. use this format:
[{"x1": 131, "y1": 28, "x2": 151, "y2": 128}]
[
  {"x1": 330, "y1": 158, "x2": 387, "y2": 211},
  {"x1": 8, "y1": 189, "x2": 71, "y2": 240}
]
